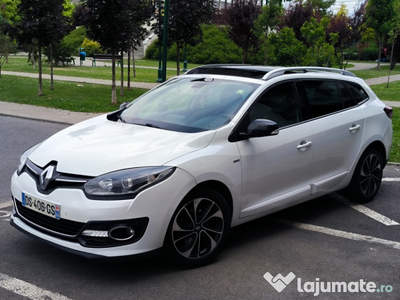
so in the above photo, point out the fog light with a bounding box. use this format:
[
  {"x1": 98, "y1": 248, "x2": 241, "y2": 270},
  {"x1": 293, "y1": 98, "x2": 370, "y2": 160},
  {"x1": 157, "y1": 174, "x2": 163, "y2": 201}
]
[
  {"x1": 82, "y1": 230, "x2": 109, "y2": 238},
  {"x1": 109, "y1": 225, "x2": 135, "y2": 241}
]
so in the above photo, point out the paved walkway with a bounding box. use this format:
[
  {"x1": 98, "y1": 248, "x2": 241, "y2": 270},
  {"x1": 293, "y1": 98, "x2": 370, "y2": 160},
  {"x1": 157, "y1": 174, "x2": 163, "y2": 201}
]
[
  {"x1": 0, "y1": 62, "x2": 399, "y2": 125},
  {"x1": 347, "y1": 62, "x2": 390, "y2": 71},
  {"x1": 2, "y1": 71, "x2": 159, "y2": 90}
]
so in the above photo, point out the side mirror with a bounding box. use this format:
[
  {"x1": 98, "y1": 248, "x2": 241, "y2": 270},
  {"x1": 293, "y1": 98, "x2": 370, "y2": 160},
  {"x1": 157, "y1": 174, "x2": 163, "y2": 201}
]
[
  {"x1": 107, "y1": 102, "x2": 130, "y2": 121},
  {"x1": 119, "y1": 102, "x2": 129, "y2": 110},
  {"x1": 240, "y1": 119, "x2": 279, "y2": 139}
]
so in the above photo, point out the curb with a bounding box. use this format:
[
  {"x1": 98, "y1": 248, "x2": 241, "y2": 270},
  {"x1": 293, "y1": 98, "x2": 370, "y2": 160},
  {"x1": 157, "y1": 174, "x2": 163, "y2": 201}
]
[{"x1": 0, "y1": 112, "x2": 84, "y2": 126}]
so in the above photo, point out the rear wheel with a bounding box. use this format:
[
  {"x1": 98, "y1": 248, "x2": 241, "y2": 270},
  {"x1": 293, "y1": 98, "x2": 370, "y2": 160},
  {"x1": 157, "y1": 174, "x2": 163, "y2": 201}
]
[
  {"x1": 164, "y1": 188, "x2": 231, "y2": 268},
  {"x1": 347, "y1": 148, "x2": 383, "y2": 203}
]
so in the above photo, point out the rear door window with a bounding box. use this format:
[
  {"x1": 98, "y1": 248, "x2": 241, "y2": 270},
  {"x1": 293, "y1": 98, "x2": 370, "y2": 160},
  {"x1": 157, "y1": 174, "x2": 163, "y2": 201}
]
[
  {"x1": 337, "y1": 82, "x2": 355, "y2": 108},
  {"x1": 301, "y1": 80, "x2": 344, "y2": 119}
]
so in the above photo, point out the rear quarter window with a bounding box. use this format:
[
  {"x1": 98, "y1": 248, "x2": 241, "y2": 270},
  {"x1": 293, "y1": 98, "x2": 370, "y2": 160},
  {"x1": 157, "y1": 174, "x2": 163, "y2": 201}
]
[{"x1": 345, "y1": 82, "x2": 369, "y2": 103}]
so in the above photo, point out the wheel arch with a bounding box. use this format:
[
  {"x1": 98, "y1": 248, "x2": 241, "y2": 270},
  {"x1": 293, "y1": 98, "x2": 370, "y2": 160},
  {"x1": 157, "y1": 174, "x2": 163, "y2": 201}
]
[
  {"x1": 362, "y1": 140, "x2": 387, "y2": 166},
  {"x1": 188, "y1": 180, "x2": 234, "y2": 219}
]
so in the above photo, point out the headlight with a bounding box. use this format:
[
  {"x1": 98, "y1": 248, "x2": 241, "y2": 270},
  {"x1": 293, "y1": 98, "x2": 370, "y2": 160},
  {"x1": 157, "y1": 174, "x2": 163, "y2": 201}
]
[
  {"x1": 17, "y1": 143, "x2": 41, "y2": 175},
  {"x1": 84, "y1": 167, "x2": 176, "y2": 199}
]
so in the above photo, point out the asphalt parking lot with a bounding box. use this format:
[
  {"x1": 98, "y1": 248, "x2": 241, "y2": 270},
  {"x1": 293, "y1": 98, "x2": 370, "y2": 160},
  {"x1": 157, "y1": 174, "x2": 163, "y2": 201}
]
[{"x1": 0, "y1": 116, "x2": 399, "y2": 300}]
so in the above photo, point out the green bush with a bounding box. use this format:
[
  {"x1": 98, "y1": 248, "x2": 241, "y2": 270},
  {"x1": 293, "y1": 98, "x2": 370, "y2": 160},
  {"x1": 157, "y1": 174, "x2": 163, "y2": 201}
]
[
  {"x1": 268, "y1": 28, "x2": 307, "y2": 66},
  {"x1": 145, "y1": 40, "x2": 159, "y2": 60},
  {"x1": 189, "y1": 25, "x2": 242, "y2": 64},
  {"x1": 80, "y1": 38, "x2": 104, "y2": 57},
  {"x1": 44, "y1": 26, "x2": 88, "y2": 65},
  {"x1": 352, "y1": 42, "x2": 379, "y2": 61},
  {"x1": 61, "y1": 26, "x2": 87, "y2": 57},
  {"x1": 359, "y1": 47, "x2": 379, "y2": 61},
  {"x1": 145, "y1": 24, "x2": 243, "y2": 64}
]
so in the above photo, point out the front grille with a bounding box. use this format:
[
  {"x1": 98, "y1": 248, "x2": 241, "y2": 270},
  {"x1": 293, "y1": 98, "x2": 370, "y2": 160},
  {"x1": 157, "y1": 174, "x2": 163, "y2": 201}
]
[
  {"x1": 24, "y1": 159, "x2": 92, "y2": 195},
  {"x1": 16, "y1": 200, "x2": 85, "y2": 237}
]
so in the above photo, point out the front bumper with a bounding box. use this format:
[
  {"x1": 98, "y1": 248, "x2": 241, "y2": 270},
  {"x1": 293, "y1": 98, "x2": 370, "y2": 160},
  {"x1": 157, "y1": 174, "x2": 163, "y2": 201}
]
[{"x1": 10, "y1": 168, "x2": 196, "y2": 258}]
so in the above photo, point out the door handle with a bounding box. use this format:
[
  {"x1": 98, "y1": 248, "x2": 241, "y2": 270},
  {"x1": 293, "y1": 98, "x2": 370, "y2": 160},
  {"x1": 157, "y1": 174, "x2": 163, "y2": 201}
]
[
  {"x1": 297, "y1": 140, "x2": 312, "y2": 151},
  {"x1": 349, "y1": 124, "x2": 361, "y2": 132}
]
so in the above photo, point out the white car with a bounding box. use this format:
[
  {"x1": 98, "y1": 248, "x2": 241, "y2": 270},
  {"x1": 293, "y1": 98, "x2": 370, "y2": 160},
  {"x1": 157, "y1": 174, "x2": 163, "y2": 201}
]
[{"x1": 10, "y1": 65, "x2": 393, "y2": 267}]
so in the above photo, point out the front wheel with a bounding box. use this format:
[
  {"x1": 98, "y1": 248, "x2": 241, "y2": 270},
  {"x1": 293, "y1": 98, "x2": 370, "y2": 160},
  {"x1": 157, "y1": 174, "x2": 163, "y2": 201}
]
[
  {"x1": 164, "y1": 188, "x2": 231, "y2": 268},
  {"x1": 346, "y1": 148, "x2": 384, "y2": 203}
]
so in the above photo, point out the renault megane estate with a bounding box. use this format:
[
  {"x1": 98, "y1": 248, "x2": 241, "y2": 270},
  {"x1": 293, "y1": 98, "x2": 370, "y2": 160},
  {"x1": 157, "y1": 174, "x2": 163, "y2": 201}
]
[{"x1": 10, "y1": 65, "x2": 393, "y2": 267}]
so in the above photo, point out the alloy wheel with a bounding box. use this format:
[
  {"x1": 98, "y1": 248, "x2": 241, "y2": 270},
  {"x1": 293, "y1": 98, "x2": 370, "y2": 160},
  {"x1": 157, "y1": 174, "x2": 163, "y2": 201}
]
[
  {"x1": 171, "y1": 198, "x2": 224, "y2": 259},
  {"x1": 359, "y1": 153, "x2": 382, "y2": 198}
]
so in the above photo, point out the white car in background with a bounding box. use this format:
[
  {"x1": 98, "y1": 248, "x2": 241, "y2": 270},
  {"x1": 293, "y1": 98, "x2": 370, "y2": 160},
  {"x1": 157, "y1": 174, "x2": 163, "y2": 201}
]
[{"x1": 10, "y1": 65, "x2": 393, "y2": 267}]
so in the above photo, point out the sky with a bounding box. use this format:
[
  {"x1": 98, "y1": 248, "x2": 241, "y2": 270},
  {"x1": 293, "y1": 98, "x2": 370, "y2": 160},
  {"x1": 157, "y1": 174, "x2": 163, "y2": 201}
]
[
  {"x1": 281, "y1": 0, "x2": 364, "y2": 16},
  {"x1": 331, "y1": 0, "x2": 361, "y2": 15}
]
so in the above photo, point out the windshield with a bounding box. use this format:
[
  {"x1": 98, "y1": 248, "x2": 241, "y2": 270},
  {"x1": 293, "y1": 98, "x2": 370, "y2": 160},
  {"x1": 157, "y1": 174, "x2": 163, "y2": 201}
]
[{"x1": 120, "y1": 77, "x2": 260, "y2": 133}]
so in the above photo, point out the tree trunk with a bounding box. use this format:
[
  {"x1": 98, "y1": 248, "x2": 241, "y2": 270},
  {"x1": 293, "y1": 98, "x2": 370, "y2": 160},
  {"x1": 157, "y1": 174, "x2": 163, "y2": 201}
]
[
  {"x1": 242, "y1": 48, "x2": 248, "y2": 64},
  {"x1": 264, "y1": 34, "x2": 269, "y2": 65},
  {"x1": 377, "y1": 38, "x2": 382, "y2": 71},
  {"x1": 390, "y1": 55, "x2": 398, "y2": 70},
  {"x1": 127, "y1": 50, "x2": 131, "y2": 90},
  {"x1": 133, "y1": 50, "x2": 136, "y2": 77},
  {"x1": 111, "y1": 49, "x2": 117, "y2": 104},
  {"x1": 120, "y1": 51, "x2": 124, "y2": 97},
  {"x1": 32, "y1": 51, "x2": 36, "y2": 69},
  {"x1": 38, "y1": 45, "x2": 43, "y2": 96},
  {"x1": 387, "y1": 39, "x2": 396, "y2": 88},
  {"x1": 50, "y1": 45, "x2": 54, "y2": 90}
]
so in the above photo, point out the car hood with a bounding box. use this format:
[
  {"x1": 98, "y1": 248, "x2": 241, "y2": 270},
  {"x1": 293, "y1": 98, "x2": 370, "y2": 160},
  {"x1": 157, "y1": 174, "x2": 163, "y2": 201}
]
[{"x1": 29, "y1": 115, "x2": 216, "y2": 176}]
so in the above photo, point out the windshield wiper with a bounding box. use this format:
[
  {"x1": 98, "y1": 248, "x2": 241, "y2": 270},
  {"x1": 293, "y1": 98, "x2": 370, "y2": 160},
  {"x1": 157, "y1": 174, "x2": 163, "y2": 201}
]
[
  {"x1": 145, "y1": 123, "x2": 161, "y2": 129},
  {"x1": 191, "y1": 77, "x2": 214, "y2": 82}
]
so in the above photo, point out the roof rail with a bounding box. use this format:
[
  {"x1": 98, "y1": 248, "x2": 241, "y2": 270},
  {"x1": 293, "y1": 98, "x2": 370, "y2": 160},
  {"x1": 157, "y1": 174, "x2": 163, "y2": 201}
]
[
  {"x1": 186, "y1": 64, "x2": 273, "y2": 79},
  {"x1": 262, "y1": 67, "x2": 356, "y2": 80}
]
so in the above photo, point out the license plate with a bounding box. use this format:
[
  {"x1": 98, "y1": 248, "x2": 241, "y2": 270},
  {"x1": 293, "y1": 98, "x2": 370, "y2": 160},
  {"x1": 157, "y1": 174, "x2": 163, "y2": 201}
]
[{"x1": 21, "y1": 192, "x2": 61, "y2": 220}]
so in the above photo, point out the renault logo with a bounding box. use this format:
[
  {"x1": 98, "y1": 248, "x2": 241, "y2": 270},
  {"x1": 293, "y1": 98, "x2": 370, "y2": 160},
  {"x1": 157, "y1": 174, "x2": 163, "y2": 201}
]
[{"x1": 40, "y1": 165, "x2": 56, "y2": 190}]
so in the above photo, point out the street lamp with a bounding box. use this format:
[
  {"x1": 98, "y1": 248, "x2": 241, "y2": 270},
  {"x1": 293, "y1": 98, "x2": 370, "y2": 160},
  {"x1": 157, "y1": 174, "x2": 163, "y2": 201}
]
[
  {"x1": 156, "y1": 0, "x2": 163, "y2": 82},
  {"x1": 161, "y1": 0, "x2": 169, "y2": 82}
]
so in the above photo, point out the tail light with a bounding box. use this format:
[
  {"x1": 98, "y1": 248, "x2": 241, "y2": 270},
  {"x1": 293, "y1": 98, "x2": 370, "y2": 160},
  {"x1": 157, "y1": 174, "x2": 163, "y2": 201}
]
[{"x1": 384, "y1": 106, "x2": 393, "y2": 119}]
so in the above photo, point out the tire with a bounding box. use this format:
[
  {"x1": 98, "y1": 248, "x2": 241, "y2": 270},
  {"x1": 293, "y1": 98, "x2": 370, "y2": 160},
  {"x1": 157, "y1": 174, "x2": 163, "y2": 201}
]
[
  {"x1": 164, "y1": 188, "x2": 231, "y2": 268},
  {"x1": 346, "y1": 148, "x2": 384, "y2": 203}
]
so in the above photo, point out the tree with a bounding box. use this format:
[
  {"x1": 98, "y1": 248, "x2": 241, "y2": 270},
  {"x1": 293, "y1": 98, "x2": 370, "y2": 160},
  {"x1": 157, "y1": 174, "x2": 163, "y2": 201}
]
[
  {"x1": 268, "y1": 27, "x2": 307, "y2": 66},
  {"x1": 387, "y1": 0, "x2": 400, "y2": 86},
  {"x1": 0, "y1": 0, "x2": 19, "y2": 70},
  {"x1": 366, "y1": 0, "x2": 394, "y2": 70},
  {"x1": 72, "y1": 2, "x2": 90, "y2": 27},
  {"x1": 48, "y1": 0, "x2": 74, "y2": 90},
  {"x1": 255, "y1": 0, "x2": 283, "y2": 65},
  {"x1": 62, "y1": 0, "x2": 75, "y2": 18},
  {"x1": 0, "y1": 0, "x2": 20, "y2": 25},
  {"x1": 301, "y1": 17, "x2": 335, "y2": 66},
  {"x1": 167, "y1": 0, "x2": 215, "y2": 75},
  {"x1": 306, "y1": 0, "x2": 335, "y2": 17},
  {"x1": 280, "y1": 0, "x2": 314, "y2": 42},
  {"x1": 225, "y1": 0, "x2": 261, "y2": 64},
  {"x1": 83, "y1": 0, "x2": 152, "y2": 104},
  {"x1": 13, "y1": 0, "x2": 71, "y2": 95},
  {"x1": 327, "y1": 5, "x2": 352, "y2": 68}
]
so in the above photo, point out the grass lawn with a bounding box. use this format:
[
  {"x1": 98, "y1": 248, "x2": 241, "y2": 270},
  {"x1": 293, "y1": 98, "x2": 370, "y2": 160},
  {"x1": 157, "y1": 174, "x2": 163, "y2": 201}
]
[
  {"x1": 370, "y1": 81, "x2": 400, "y2": 102},
  {"x1": 390, "y1": 108, "x2": 400, "y2": 163},
  {"x1": 352, "y1": 65, "x2": 400, "y2": 79},
  {"x1": 0, "y1": 75, "x2": 147, "y2": 112},
  {"x1": 1, "y1": 56, "x2": 197, "y2": 81}
]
